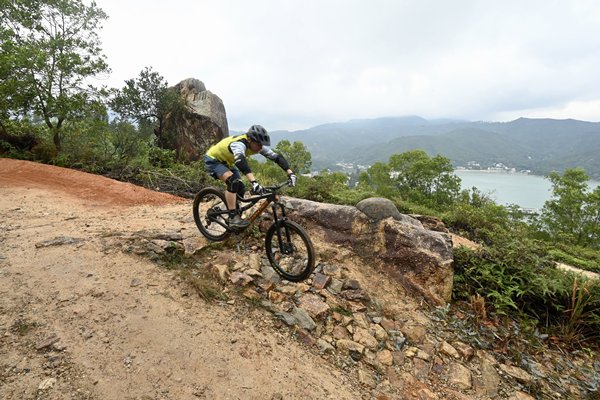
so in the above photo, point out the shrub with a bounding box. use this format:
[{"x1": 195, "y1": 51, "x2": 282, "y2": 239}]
[
  {"x1": 31, "y1": 139, "x2": 57, "y2": 162},
  {"x1": 148, "y1": 145, "x2": 176, "y2": 168},
  {"x1": 443, "y1": 202, "x2": 512, "y2": 244},
  {"x1": 548, "y1": 246, "x2": 600, "y2": 273},
  {"x1": 454, "y1": 238, "x2": 600, "y2": 344}
]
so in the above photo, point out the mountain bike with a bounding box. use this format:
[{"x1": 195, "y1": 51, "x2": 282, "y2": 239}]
[{"x1": 193, "y1": 181, "x2": 315, "y2": 282}]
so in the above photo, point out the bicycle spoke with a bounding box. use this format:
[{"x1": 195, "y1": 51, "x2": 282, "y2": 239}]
[
  {"x1": 204, "y1": 197, "x2": 227, "y2": 235},
  {"x1": 266, "y1": 221, "x2": 314, "y2": 281},
  {"x1": 194, "y1": 188, "x2": 230, "y2": 241}
]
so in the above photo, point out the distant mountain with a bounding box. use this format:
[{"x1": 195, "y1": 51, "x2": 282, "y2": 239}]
[
  {"x1": 346, "y1": 128, "x2": 532, "y2": 168},
  {"x1": 269, "y1": 117, "x2": 600, "y2": 179}
]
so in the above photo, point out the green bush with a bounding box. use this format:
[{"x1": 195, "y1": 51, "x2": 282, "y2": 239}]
[
  {"x1": 0, "y1": 120, "x2": 49, "y2": 160},
  {"x1": 443, "y1": 202, "x2": 512, "y2": 244},
  {"x1": 548, "y1": 246, "x2": 600, "y2": 273},
  {"x1": 454, "y1": 238, "x2": 600, "y2": 343},
  {"x1": 148, "y1": 145, "x2": 177, "y2": 168},
  {"x1": 31, "y1": 139, "x2": 57, "y2": 162},
  {"x1": 287, "y1": 172, "x2": 374, "y2": 205},
  {"x1": 391, "y1": 197, "x2": 439, "y2": 217}
]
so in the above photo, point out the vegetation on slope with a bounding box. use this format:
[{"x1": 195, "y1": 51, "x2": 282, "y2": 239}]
[{"x1": 2, "y1": 0, "x2": 599, "y2": 352}]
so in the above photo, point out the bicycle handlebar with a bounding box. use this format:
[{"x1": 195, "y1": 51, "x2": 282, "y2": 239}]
[
  {"x1": 237, "y1": 180, "x2": 291, "y2": 202},
  {"x1": 265, "y1": 181, "x2": 291, "y2": 191}
]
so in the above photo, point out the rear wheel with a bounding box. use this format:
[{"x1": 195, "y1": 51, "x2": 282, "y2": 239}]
[
  {"x1": 193, "y1": 187, "x2": 230, "y2": 241},
  {"x1": 265, "y1": 221, "x2": 315, "y2": 282}
]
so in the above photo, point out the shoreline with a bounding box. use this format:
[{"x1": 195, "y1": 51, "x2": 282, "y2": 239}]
[
  {"x1": 455, "y1": 169, "x2": 532, "y2": 175},
  {"x1": 455, "y1": 169, "x2": 600, "y2": 185}
]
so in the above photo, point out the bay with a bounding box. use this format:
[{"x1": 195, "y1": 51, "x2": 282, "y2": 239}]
[{"x1": 455, "y1": 170, "x2": 600, "y2": 210}]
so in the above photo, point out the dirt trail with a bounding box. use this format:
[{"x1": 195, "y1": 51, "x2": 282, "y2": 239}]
[{"x1": 0, "y1": 159, "x2": 367, "y2": 399}]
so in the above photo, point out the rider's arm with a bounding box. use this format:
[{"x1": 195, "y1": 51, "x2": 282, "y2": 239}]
[
  {"x1": 230, "y1": 142, "x2": 262, "y2": 183},
  {"x1": 230, "y1": 141, "x2": 252, "y2": 175},
  {"x1": 260, "y1": 147, "x2": 293, "y2": 175}
]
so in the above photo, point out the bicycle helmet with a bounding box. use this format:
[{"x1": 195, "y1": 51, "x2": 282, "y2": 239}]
[{"x1": 247, "y1": 124, "x2": 271, "y2": 146}]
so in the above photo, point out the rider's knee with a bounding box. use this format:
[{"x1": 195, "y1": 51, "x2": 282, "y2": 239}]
[{"x1": 225, "y1": 175, "x2": 245, "y2": 195}]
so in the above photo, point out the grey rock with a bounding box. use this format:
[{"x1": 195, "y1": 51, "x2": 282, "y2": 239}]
[
  {"x1": 38, "y1": 377, "x2": 57, "y2": 390},
  {"x1": 327, "y1": 279, "x2": 344, "y2": 294},
  {"x1": 499, "y1": 364, "x2": 533, "y2": 384},
  {"x1": 282, "y1": 197, "x2": 454, "y2": 305},
  {"x1": 447, "y1": 362, "x2": 472, "y2": 389},
  {"x1": 292, "y1": 307, "x2": 317, "y2": 331},
  {"x1": 130, "y1": 278, "x2": 143, "y2": 287},
  {"x1": 316, "y1": 339, "x2": 335, "y2": 354},
  {"x1": 356, "y1": 197, "x2": 422, "y2": 227},
  {"x1": 477, "y1": 356, "x2": 500, "y2": 397},
  {"x1": 165, "y1": 79, "x2": 228, "y2": 162},
  {"x1": 336, "y1": 339, "x2": 365, "y2": 356},
  {"x1": 297, "y1": 294, "x2": 330, "y2": 320},
  {"x1": 35, "y1": 335, "x2": 60, "y2": 350},
  {"x1": 35, "y1": 236, "x2": 83, "y2": 248},
  {"x1": 274, "y1": 311, "x2": 296, "y2": 326},
  {"x1": 260, "y1": 264, "x2": 281, "y2": 283}
]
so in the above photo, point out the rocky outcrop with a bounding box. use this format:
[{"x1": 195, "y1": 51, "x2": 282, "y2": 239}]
[
  {"x1": 166, "y1": 78, "x2": 228, "y2": 162},
  {"x1": 282, "y1": 197, "x2": 454, "y2": 305},
  {"x1": 107, "y1": 226, "x2": 597, "y2": 400}
]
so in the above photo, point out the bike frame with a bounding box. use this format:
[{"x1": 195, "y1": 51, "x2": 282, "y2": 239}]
[
  {"x1": 195, "y1": 180, "x2": 315, "y2": 281},
  {"x1": 207, "y1": 182, "x2": 290, "y2": 234}
]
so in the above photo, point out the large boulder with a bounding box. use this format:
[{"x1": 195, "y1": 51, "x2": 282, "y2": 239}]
[
  {"x1": 282, "y1": 197, "x2": 454, "y2": 305},
  {"x1": 166, "y1": 78, "x2": 228, "y2": 162},
  {"x1": 356, "y1": 198, "x2": 422, "y2": 227}
]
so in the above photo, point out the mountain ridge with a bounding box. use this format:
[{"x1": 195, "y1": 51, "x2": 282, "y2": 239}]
[{"x1": 268, "y1": 116, "x2": 600, "y2": 178}]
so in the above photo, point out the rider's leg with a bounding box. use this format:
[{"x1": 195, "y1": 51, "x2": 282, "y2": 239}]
[
  {"x1": 218, "y1": 170, "x2": 248, "y2": 229},
  {"x1": 205, "y1": 156, "x2": 247, "y2": 228},
  {"x1": 217, "y1": 171, "x2": 236, "y2": 211},
  {"x1": 206, "y1": 156, "x2": 238, "y2": 212}
]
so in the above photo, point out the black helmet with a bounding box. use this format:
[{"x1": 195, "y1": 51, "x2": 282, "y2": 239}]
[{"x1": 247, "y1": 124, "x2": 271, "y2": 146}]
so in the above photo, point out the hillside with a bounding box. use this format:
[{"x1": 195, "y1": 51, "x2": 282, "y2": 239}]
[
  {"x1": 1, "y1": 159, "x2": 597, "y2": 399},
  {"x1": 0, "y1": 159, "x2": 366, "y2": 399},
  {"x1": 269, "y1": 117, "x2": 600, "y2": 178},
  {"x1": 345, "y1": 128, "x2": 532, "y2": 168}
]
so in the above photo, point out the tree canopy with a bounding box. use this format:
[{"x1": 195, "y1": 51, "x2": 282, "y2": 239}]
[
  {"x1": 540, "y1": 168, "x2": 600, "y2": 248},
  {"x1": 0, "y1": 0, "x2": 110, "y2": 149},
  {"x1": 273, "y1": 139, "x2": 312, "y2": 174},
  {"x1": 358, "y1": 149, "x2": 461, "y2": 209},
  {"x1": 109, "y1": 67, "x2": 186, "y2": 149}
]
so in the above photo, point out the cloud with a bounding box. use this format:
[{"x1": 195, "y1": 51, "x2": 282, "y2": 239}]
[{"x1": 95, "y1": 0, "x2": 600, "y2": 130}]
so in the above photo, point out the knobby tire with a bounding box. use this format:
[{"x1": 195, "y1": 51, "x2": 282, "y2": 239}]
[
  {"x1": 265, "y1": 221, "x2": 315, "y2": 282},
  {"x1": 193, "y1": 187, "x2": 230, "y2": 242}
]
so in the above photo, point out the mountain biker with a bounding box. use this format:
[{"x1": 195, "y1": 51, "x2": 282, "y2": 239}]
[{"x1": 204, "y1": 124, "x2": 297, "y2": 229}]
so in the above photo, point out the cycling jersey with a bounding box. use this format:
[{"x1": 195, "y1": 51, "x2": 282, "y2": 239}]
[{"x1": 206, "y1": 134, "x2": 289, "y2": 174}]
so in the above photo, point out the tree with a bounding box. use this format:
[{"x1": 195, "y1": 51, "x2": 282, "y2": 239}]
[
  {"x1": 109, "y1": 67, "x2": 185, "y2": 149},
  {"x1": 359, "y1": 150, "x2": 461, "y2": 209},
  {"x1": 274, "y1": 140, "x2": 312, "y2": 174},
  {"x1": 584, "y1": 186, "x2": 600, "y2": 248},
  {"x1": 540, "y1": 168, "x2": 600, "y2": 247},
  {"x1": 388, "y1": 150, "x2": 461, "y2": 206},
  {"x1": 358, "y1": 161, "x2": 395, "y2": 198},
  {"x1": 0, "y1": 0, "x2": 110, "y2": 149}
]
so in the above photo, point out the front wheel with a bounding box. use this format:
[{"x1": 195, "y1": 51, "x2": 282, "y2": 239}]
[
  {"x1": 193, "y1": 187, "x2": 231, "y2": 241},
  {"x1": 265, "y1": 221, "x2": 315, "y2": 282}
]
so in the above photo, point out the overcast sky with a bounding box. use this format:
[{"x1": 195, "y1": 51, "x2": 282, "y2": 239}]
[{"x1": 94, "y1": 0, "x2": 600, "y2": 131}]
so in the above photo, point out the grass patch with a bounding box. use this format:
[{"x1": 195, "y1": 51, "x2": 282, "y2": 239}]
[
  {"x1": 178, "y1": 267, "x2": 225, "y2": 302},
  {"x1": 12, "y1": 319, "x2": 37, "y2": 336},
  {"x1": 331, "y1": 306, "x2": 353, "y2": 317}
]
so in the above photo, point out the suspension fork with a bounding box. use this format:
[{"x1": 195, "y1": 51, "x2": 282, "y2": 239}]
[{"x1": 272, "y1": 202, "x2": 292, "y2": 253}]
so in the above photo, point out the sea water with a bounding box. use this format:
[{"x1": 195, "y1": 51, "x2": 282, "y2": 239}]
[{"x1": 455, "y1": 170, "x2": 600, "y2": 210}]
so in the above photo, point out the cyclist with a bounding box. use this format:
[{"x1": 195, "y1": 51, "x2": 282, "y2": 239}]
[{"x1": 204, "y1": 124, "x2": 297, "y2": 229}]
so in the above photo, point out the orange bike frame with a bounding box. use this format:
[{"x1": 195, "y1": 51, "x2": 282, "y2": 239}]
[{"x1": 246, "y1": 196, "x2": 277, "y2": 224}]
